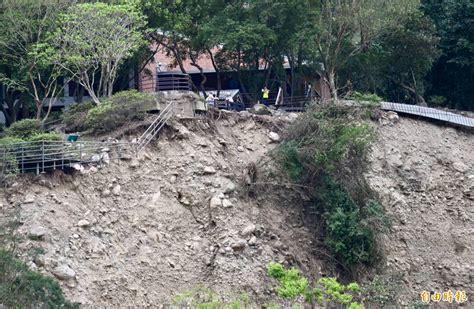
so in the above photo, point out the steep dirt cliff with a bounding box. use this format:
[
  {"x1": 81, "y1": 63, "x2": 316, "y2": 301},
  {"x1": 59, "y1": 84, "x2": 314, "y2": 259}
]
[
  {"x1": 367, "y1": 117, "x2": 473, "y2": 305},
  {"x1": 0, "y1": 110, "x2": 472, "y2": 306}
]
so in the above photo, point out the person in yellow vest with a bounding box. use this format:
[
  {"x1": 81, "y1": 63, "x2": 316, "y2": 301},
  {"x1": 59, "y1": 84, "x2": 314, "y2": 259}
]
[{"x1": 261, "y1": 87, "x2": 270, "y2": 105}]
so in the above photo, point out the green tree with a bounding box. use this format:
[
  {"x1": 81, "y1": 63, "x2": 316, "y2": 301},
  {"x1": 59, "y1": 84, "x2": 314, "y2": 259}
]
[
  {"x1": 141, "y1": 0, "x2": 321, "y2": 100},
  {"x1": 423, "y1": 0, "x2": 474, "y2": 110},
  {"x1": 47, "y1": 2, "x2": 147, "y2": 104},
  {"x1": 344, "y1": 11, "x2": 439, "y2": 105},
  {"x1": 0, "y1": 0, "x2": 69, "y2": 122},
  {"x1": 315, "y1": 0, "x2": 420, "y2": 100},
  {"x1": 380, "y1": 12, "x2": 440, "y2": 105}
]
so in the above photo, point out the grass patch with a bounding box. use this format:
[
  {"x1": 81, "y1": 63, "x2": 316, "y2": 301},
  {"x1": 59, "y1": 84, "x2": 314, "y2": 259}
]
[{"x1": 267, "y1": 262, "x2": 364, "y2": 308}]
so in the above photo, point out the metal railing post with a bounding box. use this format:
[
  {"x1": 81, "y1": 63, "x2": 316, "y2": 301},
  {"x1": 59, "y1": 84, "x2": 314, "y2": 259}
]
[
  {"x1": 21, "y1": 145, "x2": 24, "y2": 174},
  {"x1": 41, "y1": 140, "x2": 45, "y2": 173}
]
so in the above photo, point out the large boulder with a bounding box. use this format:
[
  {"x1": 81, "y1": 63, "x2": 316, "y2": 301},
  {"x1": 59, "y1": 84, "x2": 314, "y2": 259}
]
[
  {"x1": 249, "y1": 104, "x2": 272, "y2": 115},
  {"x1": 52, "y1": 264, "x2": 76, "y2": 281}
]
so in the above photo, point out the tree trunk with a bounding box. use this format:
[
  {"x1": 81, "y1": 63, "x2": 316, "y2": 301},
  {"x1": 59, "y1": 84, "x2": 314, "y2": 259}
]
[
  {"x1": 42, "y1": 99, "x2": 54, "y2": 123},
  {"x1": 236, "y1": 49, "x2": 252, "y2": 102},
  {"x1": 328, "y1": 69, "x2": 338, "y2": 101},
  {"x1": 189, "y1": 52, "x2": 207, "y2": 97},
  {"x1": 207, "y1": 49, "x2": 221, "y2": 97},
  {"x1": 35, "y1": 99, "x2": 42, "y2": 120}
]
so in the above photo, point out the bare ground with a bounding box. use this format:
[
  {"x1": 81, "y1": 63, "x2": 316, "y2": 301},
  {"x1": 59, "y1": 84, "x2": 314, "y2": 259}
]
[{"x1": 0, "y1": 111, "x2": 472, "y2": 306}]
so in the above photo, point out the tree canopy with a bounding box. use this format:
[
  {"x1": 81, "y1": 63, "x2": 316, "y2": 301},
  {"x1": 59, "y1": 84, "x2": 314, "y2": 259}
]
[
  {"x1": 0, "y1": 0, "x2": 473, "y2": 126},
  {"x1": 45, "y1": 2, "x2": 147, "y2": 104}
]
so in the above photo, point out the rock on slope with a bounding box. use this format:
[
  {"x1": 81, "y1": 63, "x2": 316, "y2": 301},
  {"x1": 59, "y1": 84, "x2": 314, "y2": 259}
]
[
  {"x1": 0, "y1": 111, "x2": 472, "y2": 306},
  {"x1": 367, "y1": 118, "x2": 473, "y2": 304},
  {"x1": 0, "y1": 112, "x2": 320, "y2": 306}
]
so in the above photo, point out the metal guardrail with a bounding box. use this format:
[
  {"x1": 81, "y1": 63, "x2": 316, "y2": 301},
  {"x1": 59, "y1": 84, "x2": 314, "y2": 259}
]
[
  {"x1": 380, "y1": 102, "x2": 474, "y2": 128},
  {"x1": 156, "y1": 73, "x2": 192, "y2": 91},
  {"x1": 0, "y1": 102, "x2": 175, "y2": 177},
  {"x1": 136, "y1": 102, "x2": 174, "y2": 152},
  {"x1": 0, "y1": 140, "x2": 133, "y2": 176},
  {"x1": 278, "y1": 99, "x2": 474, "y2": 128}
]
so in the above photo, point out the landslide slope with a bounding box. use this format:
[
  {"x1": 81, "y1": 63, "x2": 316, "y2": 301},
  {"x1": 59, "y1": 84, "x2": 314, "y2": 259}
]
[
  {"x1": 367, "y1": 117, "x2": 473, "y2": 304},
  {"x1": 0, "y1": 112, "x2": 320, "y2": 307},
  {"x1": 0, "y1": 110, "x2": 472, "y2": 306}
]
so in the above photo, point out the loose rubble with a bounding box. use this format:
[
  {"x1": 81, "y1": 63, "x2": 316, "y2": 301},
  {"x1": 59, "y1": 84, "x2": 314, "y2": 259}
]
[{"x1": 0, "y1": 110, "x2": 472, "y2": 307}]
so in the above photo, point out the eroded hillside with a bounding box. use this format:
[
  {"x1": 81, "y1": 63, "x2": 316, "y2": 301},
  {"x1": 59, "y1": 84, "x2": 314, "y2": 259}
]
[
  {"x1": 367, "y1": 117, "x2": 473, "y2": 305},
  {"x1": 0, "y1": 110, "x2": 472, "y2": 306}
]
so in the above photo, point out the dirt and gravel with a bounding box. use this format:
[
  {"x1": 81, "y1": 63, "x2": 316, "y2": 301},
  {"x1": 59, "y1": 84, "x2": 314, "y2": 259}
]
[
  {"x1": 0, "y1": 108, "x2": 472, "y2": 306},
  {"x1": 367, "y1": 116, "x2": 473, "y2": 305},
  {"x1": 0, "y1": 111, "x2": 322, "y2": 307}
]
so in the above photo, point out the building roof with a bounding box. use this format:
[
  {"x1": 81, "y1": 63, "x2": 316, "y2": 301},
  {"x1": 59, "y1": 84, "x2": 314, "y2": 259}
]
[{"x1": 151, "y1": 45, "x2": 292, "y2": 74}]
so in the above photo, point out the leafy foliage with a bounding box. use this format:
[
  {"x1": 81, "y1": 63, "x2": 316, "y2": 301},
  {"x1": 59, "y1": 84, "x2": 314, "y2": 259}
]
[
  {"x1": 4, "y1": 119, "x2": 41, "y2": 139},
  {"x1": 0, "y1": 0, "x2": 70, "y2": 122},
  {"x1": 27, "y1": 132, "x2": 62, "y2": 142},
  {"x1": 429, "y1": 95, "x2": 447, "y2": 107},
  {"x1": 363, "y1": 274, "x2": 404, "y2": 306},
  {"x1": 273, "y1": 104, "x2": 388, "y2": 268},
  {"x1": 267, "y1": 262, "x2": 309, "y2": 299},
  {"x1": 61, "y1": 101, "x2": 96, "y2": 133},
  {"x1": 0, "y1": 137, "x2": 22, "y2": 180},
  {"x1": 267, "y1": 262, "x2": 364, "y2": 308},
  {"x1": 0, "y1": 136, "x2": 24, "y2": 145},
  {"x1": 0, "y1": 250, "x2": 77, "y2": 308},
  {"x1": 84, "y1": 90, "x2": 153, "y2": 134},
  {"x1": 423, "y1": 0, "x2": 474, "y2": 110},
  {"x1": 351, "y1": 92, "x2": 383, "y2": 107},
  {"x1": 45, "y1": 2, "x2": 147, "y2": 104}
]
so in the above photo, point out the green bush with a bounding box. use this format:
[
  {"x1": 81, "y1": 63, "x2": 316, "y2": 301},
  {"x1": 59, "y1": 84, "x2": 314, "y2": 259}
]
[
  {"x1": 351, "y1": 92, "x2": 383, "y2": 108},
  {"x1": 0, "y1": 137, "x2": 24, "y2": 179},
  {"x1": 61, "y1": 101, "x2": 96, "y2": 132},
  {"x1": 84, "y1": 90, "x2": 154, "y2": 133},
  {"x1": 363, "y1": 274, "x2": 403, "y2": 306},
  {"x1": 267, "y1": 262, "x2": 309, "y2": 300},
  {"x1": 0, "y1": 250, "x2": 77, "y2": 308},
  {"x1": 429, "y1": 95, "x2": 447, "y2": 107},
  {"x1": 4, "y1": 119, "x2": 41, "y2": 139},
  {"x1": 0, "y1": 136, "x2": 25, "y2": 145},
  {"x1": 267, "y1": 262, "x2": 364, "y2": 308},
  {"x1": 27, "y1": 132, "x2": 63, "y2": 142},
  {"x1": 274, "y1": 141, "x2": 303, "y2": 182},
  {"x1": 272, "y1": 104, "x2": 387, "y2": 268}
]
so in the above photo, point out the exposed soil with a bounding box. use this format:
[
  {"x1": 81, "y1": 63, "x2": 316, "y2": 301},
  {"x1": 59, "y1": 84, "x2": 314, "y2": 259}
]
[
  {"x1": 367, "y1": 117, "x2": 473, "y2": 305},
  {"x1": 0, "y1": 111, "x2": 322, "y2": 307},
  {"x1": 0, "y1": 109, "x2": 472, "y2": 307}
]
